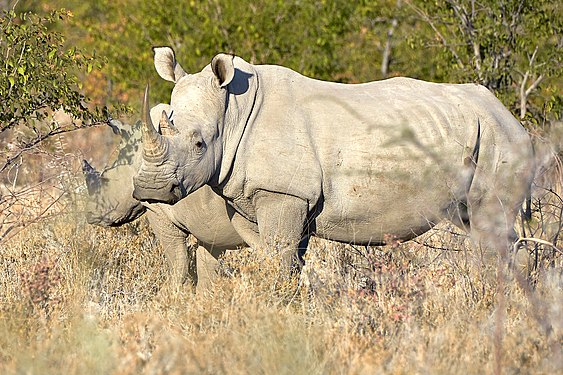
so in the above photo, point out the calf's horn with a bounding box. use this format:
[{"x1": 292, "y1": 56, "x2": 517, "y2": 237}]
[{"x1": 141, "y1": 84, "x2": 168, "y2": 161}]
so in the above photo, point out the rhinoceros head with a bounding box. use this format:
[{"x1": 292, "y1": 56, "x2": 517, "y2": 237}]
[
  {"x1": 83, "y1": 158, "x2": 146, "y2": 226},
  {"x1": 83, "y1": 103, "x2": 171, "y2": 226},
  {"x1": 132, "y1": 47, "x2": 235, "y2": 204}
]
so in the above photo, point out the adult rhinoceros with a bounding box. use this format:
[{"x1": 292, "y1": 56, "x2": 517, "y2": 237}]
[
  {"x1": 83, "y1": 106, "x2": 260, "y2": 288},
  {"x1": 132, "y1": 47, "x2": 535, "y2": 273}
]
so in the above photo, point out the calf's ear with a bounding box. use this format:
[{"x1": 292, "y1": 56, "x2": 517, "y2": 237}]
[
  {"x1": 108, "y1": 119, "x2": 130, "y2": 138},
  {"x1": 153, "y1": 46, "x2": 187, "y2": 83},
  {"x1": 82, "y1": 160, "x2": 101, "y2": 195},
  {"x1": 211, "y1": 53, "x2": 235, "y2": 88}
]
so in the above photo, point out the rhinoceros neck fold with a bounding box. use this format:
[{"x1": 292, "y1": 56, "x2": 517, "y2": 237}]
[{"x1": 217, "y1": 58, "x2": 261, "y2": 185}]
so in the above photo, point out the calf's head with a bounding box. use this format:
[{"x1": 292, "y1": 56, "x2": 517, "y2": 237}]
[
  {"x1": 83, "y1": 104, "x2": 170, "y2": 226},
  {"x1": 83, "y1": 153, "x2": 146, "y2": 227}
]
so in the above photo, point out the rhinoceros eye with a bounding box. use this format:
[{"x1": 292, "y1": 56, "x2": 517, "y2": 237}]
[
  {"x1": 189, "y1": 131, "x2": 205, "y2": 153},
  {"x1": 194, "y1": 139, "x2": 207, "y2": 155}
]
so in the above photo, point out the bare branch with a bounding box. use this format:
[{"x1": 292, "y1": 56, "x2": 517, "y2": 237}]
[
  {"x1": 448, "y1": 0, "x2": 482, "y2": 77},
  {"x1": 514, "y1": 237, "x2": 562, "y2": 255},
  {"x1": 381, "y1": 0, "x2": 403, "y2": 77},
  {"x1": 406, "y1": 1, "x2": 465, "y2": 69},
  {"x1": 381, "y1": 13, "x2": 399, "y2": 77},
  {"x1": 525, "y1": 75, "x2": 544, "y2": 98},
  {"x1": 519, "y1": 46, "x2": 544, "y2": 119},
  {"x1": 0, "y1": 119, "x2": 111, "y2": 174}
]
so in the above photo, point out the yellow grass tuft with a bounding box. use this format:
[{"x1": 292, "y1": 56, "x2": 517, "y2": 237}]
[
  {"x1": 0, "y1": 146, "x2": 561, "y2": 373},
  {"x1": 0, "y1": 207, "x2": 561, "y2": 374}
]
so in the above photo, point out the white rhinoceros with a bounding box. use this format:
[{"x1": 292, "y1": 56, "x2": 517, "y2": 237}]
[
  {"x1": 84, "y1": 108, "x2": 260, "y2": 288},
  {"x1": 132, "y1": 47, "x2": 535, "y2": 273}
]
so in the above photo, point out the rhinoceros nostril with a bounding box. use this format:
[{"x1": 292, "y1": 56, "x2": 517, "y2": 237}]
[{"x1": 132, "y1": 187, "x2": 143, "y2": 201}]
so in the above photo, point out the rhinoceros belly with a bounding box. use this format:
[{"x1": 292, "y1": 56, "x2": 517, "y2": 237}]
[
  {"x1": 157, "y1": 187, "x2": 246, "y2": 250},
  {"x1": 313, "y1": 144, "x2": 468, "y2": 245}
]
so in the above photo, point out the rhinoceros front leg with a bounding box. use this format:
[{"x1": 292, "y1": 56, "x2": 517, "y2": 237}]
[
  {"x1": 146, "y1": 211, "x2": 197, "y2": 288},
  {"x1": 253, "y1": 190, "x2": 309, "y2": 276}
]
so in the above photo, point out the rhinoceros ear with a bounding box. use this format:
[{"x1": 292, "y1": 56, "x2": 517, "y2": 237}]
[
  {"x1": 153, "y1": 46, "x2": 187, "y2": 83},
  {"x1": 211, "y1": 53, "x2": 235, "y2": 88},
  {"x1": 82, "y1": 160, "x2": 102, "y2": 195}
]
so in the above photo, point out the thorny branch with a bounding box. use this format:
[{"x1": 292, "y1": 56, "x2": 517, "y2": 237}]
[{"x1": 0, "y1": 119, "x2": 111, "y2": 174}]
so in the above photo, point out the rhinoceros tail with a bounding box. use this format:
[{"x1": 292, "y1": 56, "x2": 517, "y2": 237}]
[
  {"x1": 463, "y1": 119, "x2": 481, "y2": 191},
  {"x1": 471, "y1": 119, "x2": 481, "y2": 167},
  {"x1": 522, "y1": 139, "x2": 534, "y2": 222}
]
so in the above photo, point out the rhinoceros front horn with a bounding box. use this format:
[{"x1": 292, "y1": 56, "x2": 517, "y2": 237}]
[{"x1": 141, "y1": 84, "x2": 168, "y2": 161}]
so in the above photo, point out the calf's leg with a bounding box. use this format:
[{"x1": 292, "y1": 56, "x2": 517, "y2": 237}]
[
  {"x1": 146, "y1": 211, "x2": 196, "y2": 287},
  {"x1": 195, "y1": 245, "x2": 224, "y2": 292}
]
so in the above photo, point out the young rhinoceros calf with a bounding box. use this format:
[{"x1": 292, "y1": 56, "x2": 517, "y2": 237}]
[
  {"x1": 133, "y1": 47, "x2": 535, "y2": 274},
  {"x1": 83, "y1": 107, "x2": 260, "y2": 289}
]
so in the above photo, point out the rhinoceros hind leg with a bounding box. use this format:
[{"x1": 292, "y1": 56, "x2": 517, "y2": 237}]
[{"x1": 467, "y1": 184, "x2": 526, "y2": 274}]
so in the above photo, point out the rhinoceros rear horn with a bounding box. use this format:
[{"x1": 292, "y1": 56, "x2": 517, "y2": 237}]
[
  {"x1": 141, "y1": 84, "x2": 168, "y2": 161},
  {"x1": 159, "y1": 110, "x2": 179, "y2": 136}
]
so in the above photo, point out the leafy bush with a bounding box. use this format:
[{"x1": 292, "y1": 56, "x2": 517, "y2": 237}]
[
  {"x1": 0, "y1": 9, "x2": 123, "y2": 241},
  {"x1": 408, "y1": 0, "x2": 562, "y2": 125},
  {"x1": 0, "y1": 8, "x2": 122, "y2": 174}
]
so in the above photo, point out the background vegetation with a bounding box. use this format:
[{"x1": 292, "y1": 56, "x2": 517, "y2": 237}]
[
  {"x1": 0, "y1": 0, "x2": 561, "y2": 374},
  {"x1": 10, "y1": 0, "x2": 563, "y2": 123}
]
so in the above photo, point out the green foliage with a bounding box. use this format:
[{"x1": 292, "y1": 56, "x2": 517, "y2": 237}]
[
  {"x1": 407, "y1": 0, "x2": 562, "y2": 123},
  {"x1": 13, "y1": 1, "x2": 563, "y2": 128},
  {"x1": 48, "y1": 0, "x2": 358, "y2": 106},
  {"x1": 340, "y1": 0, "x2": 436, "y2": 81},
  {"x1": 0, "y1": 9, "x2": 111, "y2": 173}
]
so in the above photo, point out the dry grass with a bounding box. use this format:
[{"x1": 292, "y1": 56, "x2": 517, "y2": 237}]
[
  {"x1": 0, "y1": 133, "x2": 561, "y2": 374},
  {"x1": 0, "y1": 199, "x2": 561, "y2": 374}
]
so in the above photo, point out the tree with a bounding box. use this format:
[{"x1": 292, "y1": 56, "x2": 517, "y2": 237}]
[
  {"x1": 406, "y1": 0, "x2": 562, "y2": 126},
  {"x1": 0, "y1": 8, "x2": 113, "y2": 240},
  {"x1": 25, "y1": 0, "x2": 357, "y2": 107},
  {"x1": 0, "y1": 9, "x2": 111, "y2": 174}
]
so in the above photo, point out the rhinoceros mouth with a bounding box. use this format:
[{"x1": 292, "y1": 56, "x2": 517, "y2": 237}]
[
  {"x1": 131, "y1": 174, "x2": 182, "y2": 204},
  {"x1": 132, "y1": 188, "x2": 181, "y2": 205}
]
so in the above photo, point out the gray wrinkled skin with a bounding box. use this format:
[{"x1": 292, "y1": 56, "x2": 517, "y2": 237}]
[
  {"x1": 84, "y1": 109, "x2": 260, "y2": 288},
  {"x1": 133, "y1": 47, "x2": 535, "y2": 273}
]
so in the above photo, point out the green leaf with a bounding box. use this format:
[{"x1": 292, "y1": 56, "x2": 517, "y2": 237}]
[{"x1": 8, "y1": 76, "x2": 15, "y2": 87}]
